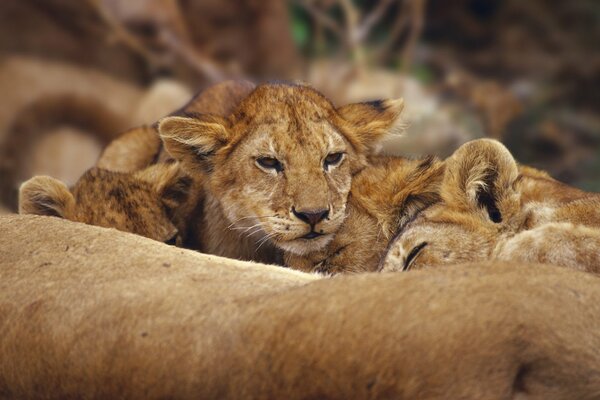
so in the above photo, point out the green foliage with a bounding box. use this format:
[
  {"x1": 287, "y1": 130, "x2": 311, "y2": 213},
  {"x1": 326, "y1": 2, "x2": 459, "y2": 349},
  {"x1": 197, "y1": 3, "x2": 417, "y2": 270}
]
[{"x1": 290, "y1": 5, "x2": 310, "y2": 50}]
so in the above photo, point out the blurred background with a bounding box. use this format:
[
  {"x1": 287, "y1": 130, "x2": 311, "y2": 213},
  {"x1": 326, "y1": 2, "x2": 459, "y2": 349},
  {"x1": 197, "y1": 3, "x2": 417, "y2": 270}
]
[{"x1": 0, "y1": 0, "x2": 598, "y2": 213}]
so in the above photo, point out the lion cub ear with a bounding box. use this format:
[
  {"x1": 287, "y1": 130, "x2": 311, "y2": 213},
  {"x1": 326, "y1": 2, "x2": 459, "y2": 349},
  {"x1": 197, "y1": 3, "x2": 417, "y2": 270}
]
[
  {"x1": 135, "y1": 163, "x2": 193, "y2": 212},
  {"x1": 158, "y1": 116, "x2": 229, "y2": 173},
  {"x1": 442, "y1": 139, "x2": 520, "y2": 224},
  {"x1": 19, "y1": 176, "x2": 75, "y2": 218},
  {"x1": 337, "y1": 98, "x2": 405, "y2": 151}
]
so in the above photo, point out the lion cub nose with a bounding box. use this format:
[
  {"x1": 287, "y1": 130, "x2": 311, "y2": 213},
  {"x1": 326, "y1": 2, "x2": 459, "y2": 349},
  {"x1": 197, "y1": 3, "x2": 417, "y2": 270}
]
[{"x1": 292, "y1": 207, "x2": 330, "y2": 226}]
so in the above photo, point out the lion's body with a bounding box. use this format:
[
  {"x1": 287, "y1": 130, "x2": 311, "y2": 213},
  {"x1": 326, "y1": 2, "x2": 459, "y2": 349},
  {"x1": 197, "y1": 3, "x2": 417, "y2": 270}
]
[{"x1": 3, "y1": 215, "x2": 600, "y2": 399}]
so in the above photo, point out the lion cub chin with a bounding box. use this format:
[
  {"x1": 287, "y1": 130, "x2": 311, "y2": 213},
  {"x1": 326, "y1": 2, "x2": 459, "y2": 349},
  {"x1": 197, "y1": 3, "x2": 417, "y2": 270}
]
[
  {"x1": 19, "y1": 162, "x2": 197, "y2": 245},
  {"x1": 284, "y1": 155, "x2": 445, "y2": 274},
  {"x1": 381, "y1": 139, "x2": 600, "y2": 274}
]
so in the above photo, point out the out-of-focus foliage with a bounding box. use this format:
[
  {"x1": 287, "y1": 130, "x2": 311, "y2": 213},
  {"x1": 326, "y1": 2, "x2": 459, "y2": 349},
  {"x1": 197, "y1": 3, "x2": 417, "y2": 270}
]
[
  {"x1": 290, "y1": 0, "x2": 600, "y2": 190},
  {"x1": 0, "y1": 0, "x2": 598, "y2": 212}
]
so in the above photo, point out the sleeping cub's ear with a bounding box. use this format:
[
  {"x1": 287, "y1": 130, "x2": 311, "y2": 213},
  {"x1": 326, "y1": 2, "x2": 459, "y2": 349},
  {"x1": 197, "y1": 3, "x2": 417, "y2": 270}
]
[
  {"x1": 158, "y1": 115, "x2": 230, "y2": 173},
  {"x1": 135, "y1": 163, "x2": 193, "y2": 213},
  {"x1": 442, "y1": 139, "x2": 520, "y2": 224},
  {"x1": 337, "y1": 98, "x2": 405, "y2": 151},
  {"x1": 19, "y1": 176, "x2": 75, "y2": 218}
]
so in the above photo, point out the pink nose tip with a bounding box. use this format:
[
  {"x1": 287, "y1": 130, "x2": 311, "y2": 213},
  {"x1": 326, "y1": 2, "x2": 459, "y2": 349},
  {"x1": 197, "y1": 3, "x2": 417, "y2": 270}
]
[{"x1": 292, "y1": 207, "x2": 330, "y2": 226}]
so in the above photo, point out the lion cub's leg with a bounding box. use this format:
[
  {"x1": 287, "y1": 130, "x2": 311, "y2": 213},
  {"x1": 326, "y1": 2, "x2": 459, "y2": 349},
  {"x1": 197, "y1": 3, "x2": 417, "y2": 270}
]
[{"x1": 493, "y1": 223, "x2": 600, "y2": 274}]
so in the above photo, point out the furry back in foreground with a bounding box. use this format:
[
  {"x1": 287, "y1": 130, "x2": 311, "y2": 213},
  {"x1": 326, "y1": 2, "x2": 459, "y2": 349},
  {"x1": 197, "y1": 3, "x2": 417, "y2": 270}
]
[{"x1": 1, "y1": 215, "x2": 600, "y2": 399}]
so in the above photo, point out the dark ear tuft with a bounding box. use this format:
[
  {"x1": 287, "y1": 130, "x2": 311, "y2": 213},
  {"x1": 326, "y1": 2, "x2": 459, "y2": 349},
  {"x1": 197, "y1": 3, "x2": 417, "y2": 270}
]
[
  {"x1": 442, "y1": 139, "x2": 520, "y2": 223},
  {"x1": 19, "y1": 176, "x2": 74, "y2": 218},
  {"x1": 337, "y1": 98, "x2": 405, "y2": 152},
  {"x1": 475, "y1": 172, "x2": 503, "y2": 223}
]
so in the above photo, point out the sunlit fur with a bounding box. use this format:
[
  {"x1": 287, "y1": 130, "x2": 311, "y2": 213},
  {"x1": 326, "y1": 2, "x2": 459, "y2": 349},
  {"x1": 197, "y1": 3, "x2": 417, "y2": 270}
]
[
  {"x1": 285, "y1": 155, "x2": 444, "y2": 274},
  {"x1": 382, "y1": 139, "x2": 600, "y2": 274},
  {"x1": 19, "y1": 163, "x2": 196, "y2": 245},
  {"x1": 160, "y1": 82, "x2": 405, "y2": 263}
]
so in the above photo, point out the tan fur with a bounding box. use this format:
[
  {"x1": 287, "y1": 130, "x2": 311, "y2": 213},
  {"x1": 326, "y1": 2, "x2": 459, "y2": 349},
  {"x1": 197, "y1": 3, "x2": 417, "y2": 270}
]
[
  {"x1": 382, "y1": 139, "x2": 600, "y2": 273},
  {"x1": 159, "y1": 83, "x2": 405, "y2": 263},
  {"x1": 285, "y1": 156, "x2": 444, "y2": 274},
  {"x1": 2, "y1": 215, "x2": 600, "y2": 399},
  {"x1": 19, "y1": 163, "x2": 196, "y2": 244},
  {"x1": 96, "y1": 125, "x2": 162, "y2": 172}
]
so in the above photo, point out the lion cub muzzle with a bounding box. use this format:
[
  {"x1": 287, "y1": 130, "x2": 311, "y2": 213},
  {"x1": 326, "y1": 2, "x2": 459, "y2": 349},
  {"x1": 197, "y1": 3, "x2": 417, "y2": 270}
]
[{"x1": 292, "y1": 206, "x2": 330, "y2": 238}]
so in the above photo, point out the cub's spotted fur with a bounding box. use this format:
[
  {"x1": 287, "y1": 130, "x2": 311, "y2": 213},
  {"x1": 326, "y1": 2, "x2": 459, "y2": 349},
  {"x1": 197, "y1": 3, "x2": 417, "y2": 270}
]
[{"x1": 19, "y1": 163, "x2": 196, "y2": 245}]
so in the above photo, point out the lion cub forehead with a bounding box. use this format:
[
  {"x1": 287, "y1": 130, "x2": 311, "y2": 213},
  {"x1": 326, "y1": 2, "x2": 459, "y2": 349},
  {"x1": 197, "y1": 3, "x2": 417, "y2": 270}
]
[
  {"x1": 231, "y1": 83, "x2": 336, "y2": 125},
  {"x1": 245, "y1": 118, "x2": 345, "y2": 155}
]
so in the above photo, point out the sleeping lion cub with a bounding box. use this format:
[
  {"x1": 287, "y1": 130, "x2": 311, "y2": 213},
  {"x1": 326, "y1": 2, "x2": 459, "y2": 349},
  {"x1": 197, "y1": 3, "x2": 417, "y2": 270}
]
[
  {"x1": 19, "y1": 163, "x2": 197, "y2": 245},
  {"x1": 382, "y1": 139, "x2": 600, "y2": 273}
]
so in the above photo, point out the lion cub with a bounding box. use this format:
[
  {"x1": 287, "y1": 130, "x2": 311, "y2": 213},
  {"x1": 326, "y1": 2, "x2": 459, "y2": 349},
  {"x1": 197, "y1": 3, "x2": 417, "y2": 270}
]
[
  {"x1": 158, "y1": 82, "x2": 406, "y2": 264},
  {"x1": 19, "y1": 163, "x2": 197, "y2": 245},
  {"x1": 284, "y1": 156, "x2": 444, "y2": 274},
  {"x1": 382, "y1": 139, "x2": 600, "y2": 273}
]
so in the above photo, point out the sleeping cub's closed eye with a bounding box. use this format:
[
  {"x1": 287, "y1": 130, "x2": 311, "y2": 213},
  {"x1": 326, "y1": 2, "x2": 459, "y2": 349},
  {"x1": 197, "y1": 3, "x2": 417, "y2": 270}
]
[{"x1": 403, "y1": 242, "x2": 428, "y2": 271}]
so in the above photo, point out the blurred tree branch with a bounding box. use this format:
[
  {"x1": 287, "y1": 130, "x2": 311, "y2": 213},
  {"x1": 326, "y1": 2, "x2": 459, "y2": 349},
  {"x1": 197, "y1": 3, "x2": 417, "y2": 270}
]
[
  {"x1": 86, "y1": 0, "x2": 226, "y2": 82},
  {"x1": 293, "y1": 0, "x2": 428, "y2": 71}
]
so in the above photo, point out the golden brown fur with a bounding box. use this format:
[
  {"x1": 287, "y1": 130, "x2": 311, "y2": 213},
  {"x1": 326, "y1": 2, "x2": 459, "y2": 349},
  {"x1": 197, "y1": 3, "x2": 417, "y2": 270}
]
[
  {"x1": 2, "y1": 215, "x2": 600, "y2": 399},
  {"x1": 382, "y1": 139, "x2": 600, "y2": 273},
  {"x1": 285, "y1": 156, "x2": 444, "y2": 274},
  {"x1": 19, "y1": 163, "x2": 196, "y2": 245},
  {"x1": 159, "y1": 83, "x2": 405, "y2": 263}
]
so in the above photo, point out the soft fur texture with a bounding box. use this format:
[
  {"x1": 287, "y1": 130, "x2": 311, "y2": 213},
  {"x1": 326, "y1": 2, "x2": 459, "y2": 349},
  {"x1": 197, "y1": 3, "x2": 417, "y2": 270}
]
[
  {"x1": 2, "y1": 215, "x2": 600, "y2": 399},
  {"x1": 159, "y1": 82, "x2": 405, "y2": 264},
  {"x1": 285, "y1": 155, "x2": 444, "y2": 274},
  {"x1": 19, "y1": 163, "x2": 197, "y2": 245},
  {"x1": 382, "y1": 139, "x2": 600, "y2": 273}
]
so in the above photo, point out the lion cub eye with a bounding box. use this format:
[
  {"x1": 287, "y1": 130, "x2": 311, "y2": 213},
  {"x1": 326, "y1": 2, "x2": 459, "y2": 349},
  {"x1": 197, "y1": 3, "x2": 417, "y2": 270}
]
[
  {"x1": 256, "y1": 157, "x2": 283, "y2": 173},
  {"x1": 403, "y1": 242, "x2": 428, "y2": 271},
  {"x1": 323, "y1": 152, "x2": 344, "y2": 171}
]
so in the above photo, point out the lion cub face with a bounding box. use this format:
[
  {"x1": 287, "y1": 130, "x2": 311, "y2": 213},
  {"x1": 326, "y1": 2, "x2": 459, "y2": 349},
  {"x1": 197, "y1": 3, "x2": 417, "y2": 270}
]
[
  {"x1": 19, "y1": 164, "x2": 192, "y2": 244},
  {"x1": 383, "y1": 140, "x2": 524, "y2": 271},
  {"x1": 159, "y1": 83, "x2": 404, "y2": 255},
  {"x1": 382, "y1": 139, "x2": 600, "y2": 272}
]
